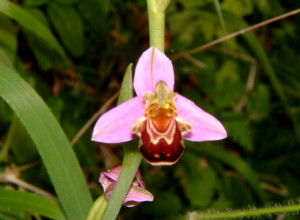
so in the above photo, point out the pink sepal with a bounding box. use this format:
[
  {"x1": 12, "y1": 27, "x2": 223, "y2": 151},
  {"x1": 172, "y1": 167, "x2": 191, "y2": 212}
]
[
  {"x1": 134, "y1": 47, "x2": 174, "y2": 95},
  {"x1": 176, "y1": 95, "x2": 227, "y2": 141},
  {"x1": 92, "y1": 96, "x2": 145, "y2": 143}
]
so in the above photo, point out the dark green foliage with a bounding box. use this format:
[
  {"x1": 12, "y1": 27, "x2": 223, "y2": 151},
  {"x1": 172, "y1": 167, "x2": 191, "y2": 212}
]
[{"x1": 0, "y1": 0, "x2": 300, "y2": 219}]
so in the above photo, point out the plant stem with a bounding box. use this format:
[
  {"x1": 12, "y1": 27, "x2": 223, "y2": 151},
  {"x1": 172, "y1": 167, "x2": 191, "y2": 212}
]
[
  {"x1": 147, "y1": 0, "x2": 170, "y2": 51},
  {"x1": 0, "y1": 116, "x2": 17, "y2": 162},
  {"x1": 189, "y1": 203, "x2": 300, "y2": 219}
]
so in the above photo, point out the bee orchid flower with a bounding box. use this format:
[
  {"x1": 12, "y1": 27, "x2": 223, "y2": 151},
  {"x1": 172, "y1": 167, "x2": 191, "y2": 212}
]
[
  {"x1": 100, "y1": 165, "x2": 154, "y2": 207},
  {"x1": 92, "y1": 47, "x2": 227, "y2": 165}
]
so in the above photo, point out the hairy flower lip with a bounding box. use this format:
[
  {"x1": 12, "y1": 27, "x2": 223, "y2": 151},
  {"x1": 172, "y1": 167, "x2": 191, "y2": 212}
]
[{"x1": 92, "y1": 46, "x2": 227, "y2": 147}]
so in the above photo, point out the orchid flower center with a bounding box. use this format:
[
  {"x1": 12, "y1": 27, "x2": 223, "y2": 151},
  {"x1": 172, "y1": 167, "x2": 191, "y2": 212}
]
[{"x1": 131, "y1": 80, "x2": 192, "y2": 165}]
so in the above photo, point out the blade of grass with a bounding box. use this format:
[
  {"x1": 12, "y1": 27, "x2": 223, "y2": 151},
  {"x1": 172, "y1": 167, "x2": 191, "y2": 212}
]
[
  {"x1": 223, "y1": 12, "x2": 300, "y2": 143},
  {"x1": 0, "y1": 65, "x2": 93, "y2": 220},
  {"x1": 0, "y1": 0, "x2": 68, "y2": 66},
  {"x1": 188, "y1": 202, "x2": 300, "y2": 219},
  {"x1": 0, "y1": 116, "x2": 17, "y2": 162},
  {"x1": 0, "y1": 48, "x2": 14, "y2": 70},
  {"x1": 0, "y1": 188, "x2": 66, "y2": 220},
  {"x1": 213, "y1": 0, "x2": 227, "y2": 35}
]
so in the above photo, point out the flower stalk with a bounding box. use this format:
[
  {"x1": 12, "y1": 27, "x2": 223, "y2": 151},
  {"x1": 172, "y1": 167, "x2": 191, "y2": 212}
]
[
  {"x1": 146, "y1": 0, "x2": 171, "y2": 51},
  {"x1": 188, "y1": 202, "x2": 300, "y2": 219}
]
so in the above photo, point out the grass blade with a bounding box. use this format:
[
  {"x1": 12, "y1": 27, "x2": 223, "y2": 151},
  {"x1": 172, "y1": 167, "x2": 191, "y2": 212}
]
[
  {"x1": 213, "y1": 0, "x2": 227, "y2": 35},
  {"x1": 223, "y1": 12, "x2": 300, "y2": 142},
  {"x1": 0, "y1": 65, "x2": 93, "y2": 220},
  {"x1": 0, "y1": 188, "x2": 66, "y2": 220},
  {"x1": 0, "y1": 0, "x2": 68, "y2": 66}
]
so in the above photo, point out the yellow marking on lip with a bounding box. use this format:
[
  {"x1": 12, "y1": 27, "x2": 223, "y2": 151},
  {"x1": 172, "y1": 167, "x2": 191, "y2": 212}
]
[{"x1": 154, "y1": 154, "x2": 160, "y2": 158}]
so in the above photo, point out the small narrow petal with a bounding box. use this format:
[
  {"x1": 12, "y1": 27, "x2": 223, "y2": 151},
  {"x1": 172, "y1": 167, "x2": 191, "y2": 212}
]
[
  {"x1": 176, "y1": 95, "x2": 227, "y2": 141},
  {"x1": 103, "y1": 183, "x2": 154, "y2": 207},
  {"x1": 99, "y1": 165, "x2": 146, "y2": 188},
  {"x1": 134, "y1": 47, "x2": 175, "y2": 96},
  {"x1": 124, "y1": 185, "x2": 154, "y2": 207},
  {"x1": 99, "y1": 165, "x2": 122, "y2": 191},
  {"x1": 99, "y1": 172, "x2": 113, "y2": 192},
  {"x1": 92, "y1": 96, "x2": 145, "y2": 143},
  {"x1": 133, "y1": 171, "x2": 146, "y2": 189}
]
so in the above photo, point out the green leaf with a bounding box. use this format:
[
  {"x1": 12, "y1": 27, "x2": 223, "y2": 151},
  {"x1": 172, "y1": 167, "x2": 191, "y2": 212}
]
[
  {"x1": 213, "y1": 0, "x2": 227, "y2": 35},
  {"x1": 22, "y1": 8, "x2": 53, "y2": 71},
  {"x1": 77, "y1": 0, "x2": 108, "y2": 40},
  {"x1": 0, "y1": 0, "x2": 68, "y2": 67},
  {"x1": 9, "y1": 117, "x2": 40, "y2": 164},
  {"x1": 0, "y1": 188, "x2": 66, "y2": 220},
  {"x1": 224, "y1": 118, "x2": 254, "y2": 151},
  {"x1": 182, "y1": 154, "x2": 218, "y2": 207},
  {"x1": 117, "y1": 63, "x2": 133, "y2": 105},
  {"x1": 0, "y1": 65, "x2": 93, "y2": 220},
  {"x1": 0, "y1": 205, "x2": 29, "y2": 220},
  {"x1": 188, "y1": 143, "x2": 267, "y2": 203},
  {"x1": 23, "y1": 0, "x2": 49, "y2": 7},
  {"x1": 0, "y1": 48, "x2": 14, "y2": 70},
  {"x1": 224, "y1": 12, "x2": 285, "y2": 102},
  {"x1": 86, "y1": 195, "x2": 107, "y2": 220},
  {"x1": 247, "y1": 84, "x2": 270, "y2": 121},
  {"x1": 221, "y1": 0, "x2": 253, "y2": 17},
  {"x1": 0, "y1": 14, "x2": 17, "y2": 64},
  {"x1": 54, "y1": 0, "x2": 81, "y2": 5},
  {"x1": 47, "y1": 2, "x2": 85, "y2": 58},
  {"x1": 223, "y1": 11, "x2": 300, "y2": 142}
]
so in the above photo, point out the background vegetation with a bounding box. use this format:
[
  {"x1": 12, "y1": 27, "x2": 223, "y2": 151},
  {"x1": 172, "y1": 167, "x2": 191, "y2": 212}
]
[{"x1": 0, "y1": 0, "x2": 300, "y2": 219}]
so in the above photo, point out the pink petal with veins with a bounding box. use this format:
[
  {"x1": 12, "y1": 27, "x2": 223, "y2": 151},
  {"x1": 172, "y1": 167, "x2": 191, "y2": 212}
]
[
  {"x1": 176, "y1": 94, "x2": 227, "y2": 141},
  {"x1": 104, "y1": 183, "x2": 154, "y2": 207},
  {"x1": 123, "y1": 185, "x2": 154, "y2": 207},
  {"x1": 99, "y1": 165, "x2": 122, "y2": 191},
  {"x1": 92, "y1": 96, "x2": 145, "y2": 143},
  {"x1": 134, "y1": 47, "x2": 174, "y2": 95}
]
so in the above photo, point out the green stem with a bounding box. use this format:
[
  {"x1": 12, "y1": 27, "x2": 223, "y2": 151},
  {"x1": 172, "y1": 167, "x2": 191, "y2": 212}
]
[
  {"x1": 190, "y1": 203, "x2": 300, "y2": 219},
  {"x1": 213, "y1": 0, "x2": 227, "y2": 35},
  {"x1": 147, "y1": 0, "x2": 171, "y2": 51},
  {"x1": 0, "y1": 115, "x2": 17, "y2": 162}
]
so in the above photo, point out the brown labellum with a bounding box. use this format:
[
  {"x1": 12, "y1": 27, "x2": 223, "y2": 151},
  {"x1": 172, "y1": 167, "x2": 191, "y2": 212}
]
[
  {"x1": 139, "y1": 114, "x2": 185, "y2": 165},
  {"x1": 131, "y1": 80, "x2": 192, "y2": 165}
]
